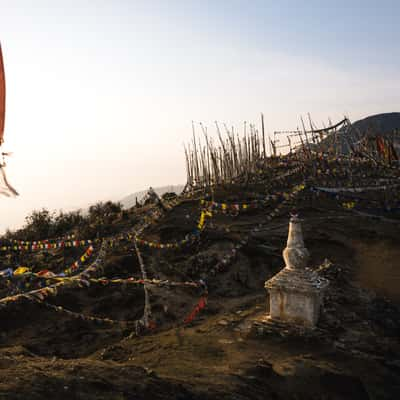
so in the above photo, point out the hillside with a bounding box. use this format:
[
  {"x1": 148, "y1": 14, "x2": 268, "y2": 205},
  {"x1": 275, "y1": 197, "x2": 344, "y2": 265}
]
[{"x1": 0, "y1": 153, "x2": 399, "y2": 399}]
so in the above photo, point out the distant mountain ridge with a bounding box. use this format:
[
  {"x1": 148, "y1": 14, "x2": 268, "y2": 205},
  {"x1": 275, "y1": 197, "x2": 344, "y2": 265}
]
[
  {"x1": 315, "y1": 112, "x2": 400, "y2": 154},
  {"x1": 348, "y1": 112, "x2": 400, "y2": 153},
  {"x1": 120, "y1": 184, "x2": 185, "y2": 209},
  {"x1": 351, "y1": 112, "x2": 400, "y2": 136}
]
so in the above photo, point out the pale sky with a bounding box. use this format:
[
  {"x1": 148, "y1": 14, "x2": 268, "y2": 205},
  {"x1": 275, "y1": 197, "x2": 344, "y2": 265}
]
[{"x1": 0, "y1": 0, "x2": 399, "y2": 232}]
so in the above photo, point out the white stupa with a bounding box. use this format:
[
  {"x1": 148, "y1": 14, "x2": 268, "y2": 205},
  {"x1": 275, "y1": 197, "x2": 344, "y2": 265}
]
[{"x1": 265, "y1": 215, "x2": 329, "y2": 327}]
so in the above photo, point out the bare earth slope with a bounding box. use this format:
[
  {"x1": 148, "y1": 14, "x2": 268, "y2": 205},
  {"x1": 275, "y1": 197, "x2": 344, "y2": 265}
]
[{"x1": 0, "y1": 162, "x2": 399, "y2": 399}]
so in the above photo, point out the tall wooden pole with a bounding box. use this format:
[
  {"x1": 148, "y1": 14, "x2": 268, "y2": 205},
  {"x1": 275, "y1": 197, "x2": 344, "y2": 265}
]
[{"x1": 261, "y1": 113, "x2": 266, "y2": 159}]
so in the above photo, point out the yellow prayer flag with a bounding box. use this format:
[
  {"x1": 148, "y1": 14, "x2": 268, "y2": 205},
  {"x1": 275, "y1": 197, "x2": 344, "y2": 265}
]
[{"x1": 14, "y1": 267, "x2": 29, "y2": 275}]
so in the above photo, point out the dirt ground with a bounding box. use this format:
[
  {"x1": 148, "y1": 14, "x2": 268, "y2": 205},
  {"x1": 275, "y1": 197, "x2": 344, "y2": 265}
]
[{"x1": 1, "y1": 166, "x2": 400, "y2": 399}]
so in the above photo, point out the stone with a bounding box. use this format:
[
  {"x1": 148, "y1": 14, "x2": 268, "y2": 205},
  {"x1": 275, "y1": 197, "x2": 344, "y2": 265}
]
[{"x1": 265, "y1": 215, "x2": 329, "y2": 327}]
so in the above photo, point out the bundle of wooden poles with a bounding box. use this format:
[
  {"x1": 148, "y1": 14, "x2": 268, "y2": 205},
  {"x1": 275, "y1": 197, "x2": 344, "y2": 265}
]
[
  {"x1": 184, "y1": 116, "x2": 270, "y2": 188},
  {"x1": 184, "y1": 115, "x2": 355, "y2": 189}
]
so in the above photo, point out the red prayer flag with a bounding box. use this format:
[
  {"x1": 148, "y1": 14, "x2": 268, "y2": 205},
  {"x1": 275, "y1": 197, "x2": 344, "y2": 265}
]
[
  {"x1": 0, "y1": 42, "x2": 5, "y2": 145},
  {"x1": 376, "y1": 136, "x2": 385, "y2": 156},
  {"x1": 184, "y1": 296, "x2": 207, "y2": 324}
]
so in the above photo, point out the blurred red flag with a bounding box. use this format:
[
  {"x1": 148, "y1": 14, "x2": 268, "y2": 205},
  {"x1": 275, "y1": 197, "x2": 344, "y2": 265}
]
[
  {"x1": 376, "y1": 136, "x2": 385, "y2": 156},
  {"x1": 0, "y1": 42, "x2": 5, "y2": 145}
]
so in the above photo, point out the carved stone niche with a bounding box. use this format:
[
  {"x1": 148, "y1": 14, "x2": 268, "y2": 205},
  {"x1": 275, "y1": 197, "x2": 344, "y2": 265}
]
[{"x1": 265, "y1": 216, "x2": 328, "y2": 327}]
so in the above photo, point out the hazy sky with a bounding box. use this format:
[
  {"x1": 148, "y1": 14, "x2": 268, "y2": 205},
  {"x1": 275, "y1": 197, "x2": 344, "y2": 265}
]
[{"x1": 0, "y1": 0, "x2": 399, "y2": 232}]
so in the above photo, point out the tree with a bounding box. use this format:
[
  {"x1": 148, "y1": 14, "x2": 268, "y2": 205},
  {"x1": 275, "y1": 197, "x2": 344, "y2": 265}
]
[
  {"x1": 23, "y1": 208, "x2": 54, "y2": 240},
  {"x1": 52, "y1": 210, "x2": 85, "y2": 237}
]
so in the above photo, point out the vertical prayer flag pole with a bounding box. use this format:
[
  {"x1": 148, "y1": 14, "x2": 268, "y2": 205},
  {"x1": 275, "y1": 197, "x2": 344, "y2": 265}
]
[
  {"x1": 261, "y1": 113, "x2": 266, "y2": 160},
  {"x1": 133, "y1": 237, "x2": 151, "y2": 328}
]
